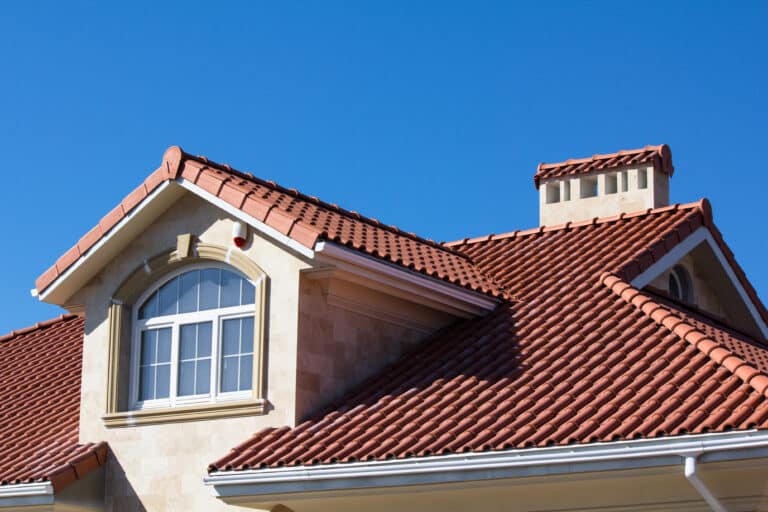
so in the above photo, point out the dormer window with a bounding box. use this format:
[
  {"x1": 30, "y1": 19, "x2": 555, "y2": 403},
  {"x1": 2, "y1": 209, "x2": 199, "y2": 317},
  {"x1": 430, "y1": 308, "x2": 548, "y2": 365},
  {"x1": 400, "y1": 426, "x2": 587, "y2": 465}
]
[
  {"x1": 669, "y1": 264, "x2": 694, "y2": 304},
  {"x1": 131, "y1": 265, "x2": 257, "y2": 409}
]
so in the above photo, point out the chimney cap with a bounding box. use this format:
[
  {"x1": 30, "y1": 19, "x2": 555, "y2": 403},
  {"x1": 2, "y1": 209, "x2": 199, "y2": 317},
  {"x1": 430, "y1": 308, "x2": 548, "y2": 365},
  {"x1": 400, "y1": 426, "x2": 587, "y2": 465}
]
[{"x1": 533, "y1": 144, "x2": 674, "y2": 189}]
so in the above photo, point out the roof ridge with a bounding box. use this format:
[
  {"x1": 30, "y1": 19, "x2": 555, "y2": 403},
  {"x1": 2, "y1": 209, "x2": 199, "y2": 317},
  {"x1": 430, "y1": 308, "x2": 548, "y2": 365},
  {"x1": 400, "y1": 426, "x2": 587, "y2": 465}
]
[
  {"x1": 0, "y1": 314, "x2": 81, "y2": 343},
  {"x1": 445, "y1": 199, "x2": 709, "y2": 248},
  {"x1": 175, "y1": 148, "x2": 471, "y2": 260},
  {"x1": 537, "y1": 144, "x2": 667, "y2": 171},
  {"x1": 601, "y1": 273, "x2": 768, "y2": 399}
]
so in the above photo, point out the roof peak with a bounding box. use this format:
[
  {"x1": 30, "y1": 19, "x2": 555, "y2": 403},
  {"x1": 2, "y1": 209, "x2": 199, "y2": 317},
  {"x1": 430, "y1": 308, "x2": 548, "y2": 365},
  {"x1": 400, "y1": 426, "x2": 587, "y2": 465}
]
[
  {"x1": 446, "y1": 198, "x2": 710, "y2": 248},
  {"x1": 534, "y1": 144, "x2": 674, "y2": 188}
]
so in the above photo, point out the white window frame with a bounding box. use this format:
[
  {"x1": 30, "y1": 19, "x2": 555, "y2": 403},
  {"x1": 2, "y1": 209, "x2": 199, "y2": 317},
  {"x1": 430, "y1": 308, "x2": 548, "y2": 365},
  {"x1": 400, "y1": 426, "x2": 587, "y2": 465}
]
[{"x1": 129, "y1": 263, "x2": 256, "y2": 411}]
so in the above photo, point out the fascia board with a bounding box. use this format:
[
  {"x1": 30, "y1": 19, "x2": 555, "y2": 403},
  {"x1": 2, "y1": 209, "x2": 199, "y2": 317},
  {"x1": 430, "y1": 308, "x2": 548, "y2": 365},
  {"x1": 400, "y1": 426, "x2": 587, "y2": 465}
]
[
  {"x1": 631, "y1": 226, "x2": 768, "y2": 339},
  {"x1": 204, "y1": 429, "x2": 768, "y2": 501},
  {"x1": 39, "y1": 181, "x2": 181, "y2": 305},
  {"x1": 0, "y1": 482, "x2": 53, "y2": 508},
  {"x1": 314, "y1": 241, "x2": 499, "y2": 317},
  {"x1": 176, "y1": 179, "x2": 315, "y2": 260}
]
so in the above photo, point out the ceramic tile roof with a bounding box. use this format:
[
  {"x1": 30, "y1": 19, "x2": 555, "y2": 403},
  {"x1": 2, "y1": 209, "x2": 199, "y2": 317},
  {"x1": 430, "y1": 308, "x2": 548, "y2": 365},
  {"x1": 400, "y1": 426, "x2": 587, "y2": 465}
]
[
  {"x1": 35, "y1": 147, "x2": 504, "y2": 300},
  {"x1": 534, "y1": 144, "x2": 674, "y2": 188},
  {"x1": 0, "y1": 315, "x2": 107, "y2": 490},
  {"x1": 209, "y1": 200, "x2": 768, "y2": 472}
]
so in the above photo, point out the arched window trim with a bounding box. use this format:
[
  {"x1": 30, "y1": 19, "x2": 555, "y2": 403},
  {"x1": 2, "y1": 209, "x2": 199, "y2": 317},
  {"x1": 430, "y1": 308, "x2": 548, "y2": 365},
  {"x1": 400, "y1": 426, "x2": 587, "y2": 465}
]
[
  {"x1": 669, "y1": 264, "x2": 694, "y2": 304},
  {"x1": 129, "y1": 262, "x2": 261, "y2": 411},
  {"x1": 103, "y1": 239, "x2": 268, "y2": 427}
]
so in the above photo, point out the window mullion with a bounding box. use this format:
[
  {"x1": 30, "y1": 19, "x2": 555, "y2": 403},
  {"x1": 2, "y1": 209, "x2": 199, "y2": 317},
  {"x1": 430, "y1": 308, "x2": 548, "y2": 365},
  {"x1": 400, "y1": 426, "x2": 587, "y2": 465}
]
[
  {"x1": 170, "y1": 324, "x2": 179, "y2": 405},
  {"x1": 212, "y1": 315, "x2": 220, "y2": 400}
]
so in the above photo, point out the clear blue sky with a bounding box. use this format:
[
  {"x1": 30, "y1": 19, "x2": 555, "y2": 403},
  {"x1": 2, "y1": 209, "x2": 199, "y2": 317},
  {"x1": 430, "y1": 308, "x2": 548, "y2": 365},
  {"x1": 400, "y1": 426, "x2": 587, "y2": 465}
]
[{"x1": 1, "y1": 2, "x2": 766, "y2": 333}]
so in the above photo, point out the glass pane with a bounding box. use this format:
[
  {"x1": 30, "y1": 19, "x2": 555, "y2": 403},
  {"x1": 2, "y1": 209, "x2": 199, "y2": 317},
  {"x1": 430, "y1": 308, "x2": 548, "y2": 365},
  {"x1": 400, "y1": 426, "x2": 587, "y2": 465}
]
[
  {"x1": 139, "y1": 292, "x2": 158, "y2": 319},
  {"x1": 157, "y1": 328, "x2": 172, "y2": 363},
  {"x1": 196, "y1": 359, "x2": 211, "y2": 395},
  {"x1": 155, "y1": 364, "x2": 171, "y2": 399},
  {"x1": 197, "y1": 322, "x2": 212, "y2": 358},
  {"x1": 221, "y1": 356, "x2": 238, "y2": 392},
  {"x1": 222, "y1": 318, "x2": 240, "y2": 356},
  {"x1": 179, "y1": 271, "x2": 199, "y2": 313},
  {"x1": 180, "y1": 324, "x2": 196, "y2": 360},
  {"x1": 239, "y1": 355, "x2": 253, "y2": 391},
  {"x1": 241, "y1": 280, "x2": 255, "y2": 305},
  {"x1": 220, "y1": 270, "x2": 240, "y2": 308},
  {"x1": 241, "y1": 317, "x2": 254, "y2": 353},
  {"x1": 200, "y1": 269, "x2": 220, "y2": 311},
  {"x1": 139, "y1": 366, "x2": 155, "y2": 401},
  {"x1": 178, "y1": 361, "x2": 195, "y2": 396},
  {"x1": 140, "y1": 330, "x2": 156, "y2": 365},
  {"x1": 158, "y1": 276, "x2": 180, "y2": 316}
]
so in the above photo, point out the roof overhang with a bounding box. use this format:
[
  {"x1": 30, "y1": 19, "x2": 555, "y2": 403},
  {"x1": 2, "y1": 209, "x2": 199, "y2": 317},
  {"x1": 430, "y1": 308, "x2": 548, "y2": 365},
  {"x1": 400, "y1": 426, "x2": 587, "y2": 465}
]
[
  {"x1": 39, "y1": 177, "x2": 498, "y2": 318},
  {"x1": 631, "y1": 226, "x2": 768, "y2": 340},
  {"x1": 204, "y1": 429, "x2": 768, "y2": 507}
]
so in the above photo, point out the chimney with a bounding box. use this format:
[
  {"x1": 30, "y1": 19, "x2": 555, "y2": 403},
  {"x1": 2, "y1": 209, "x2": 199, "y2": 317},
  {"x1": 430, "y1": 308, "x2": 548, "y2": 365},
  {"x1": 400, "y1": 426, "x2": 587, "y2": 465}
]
[{"x1": 534, "y1": 145, "x2": 674, "y2": 226}]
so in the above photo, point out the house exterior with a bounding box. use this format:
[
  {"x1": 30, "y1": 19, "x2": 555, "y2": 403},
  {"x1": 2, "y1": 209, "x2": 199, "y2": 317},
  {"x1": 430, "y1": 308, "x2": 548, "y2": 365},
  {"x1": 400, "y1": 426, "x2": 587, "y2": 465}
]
[{"x1": 2, "y1": 144, "x2": 768, "y2": 511}]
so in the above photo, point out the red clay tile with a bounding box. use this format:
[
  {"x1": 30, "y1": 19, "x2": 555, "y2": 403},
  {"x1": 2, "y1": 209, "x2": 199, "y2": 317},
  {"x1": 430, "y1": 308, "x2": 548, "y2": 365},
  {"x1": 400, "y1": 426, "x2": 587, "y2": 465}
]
[{"x1": 0, "y1": 316, "x2": 106, "y2": 488}]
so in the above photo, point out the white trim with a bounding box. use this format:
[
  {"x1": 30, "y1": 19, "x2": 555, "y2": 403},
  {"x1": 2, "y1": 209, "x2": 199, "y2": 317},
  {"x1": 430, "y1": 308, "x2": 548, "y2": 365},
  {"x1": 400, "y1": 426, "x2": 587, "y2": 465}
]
[
  {"x1": 684, "y1": 455, "x2": 726, "y2": 512},
  {"x1": 0, "y1": 482, "x2": 53, "y2": 508},
  {"x1": 176, "y1": 178, "x2": 315, "y2": 260},
  {"x1": 204, "y1": 429, "x2": 768, "y2": 501},
  {"x1": 39, "y1": 181, "x2": 174, "y2": 303},
  {"x1": 631, "y1": 227, "x2": 768, "y2": 339},
  {"x1": 314, "y1": 241, "x2": 499, "y2": 318}
]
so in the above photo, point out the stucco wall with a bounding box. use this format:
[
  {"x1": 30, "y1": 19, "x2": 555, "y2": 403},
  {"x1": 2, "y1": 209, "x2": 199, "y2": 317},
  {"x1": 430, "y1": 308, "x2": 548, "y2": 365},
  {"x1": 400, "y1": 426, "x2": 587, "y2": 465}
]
[
  {"x1": 295, "y1": 277, "x2": 454, "y2": 421},
  {"x1": 73, "y1": 192, "x2": 312, "y2": 511}
]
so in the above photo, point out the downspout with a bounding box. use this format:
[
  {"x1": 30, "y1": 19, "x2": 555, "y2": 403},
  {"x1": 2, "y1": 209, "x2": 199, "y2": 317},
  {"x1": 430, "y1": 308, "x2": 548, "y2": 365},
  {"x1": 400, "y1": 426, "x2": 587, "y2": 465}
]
[{"x1": 684, "y1": 455, "x2": 727, "y2": 512}]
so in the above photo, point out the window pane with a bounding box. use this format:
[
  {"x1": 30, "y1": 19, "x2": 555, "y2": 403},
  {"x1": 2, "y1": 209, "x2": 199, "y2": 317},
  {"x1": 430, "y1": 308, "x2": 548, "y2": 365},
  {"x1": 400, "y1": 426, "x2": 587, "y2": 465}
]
[
  {"x1": 241, "y1": 317, "x2": 254, "y2": 353},
  {"x1": 179, "y1": 324, "x2": 196, "y2": 360},
  {"x1": 196, "y1": 359, "x2": 211, "y2": 395},
  {"x1": 220, "y1": 270, "x2": 240, "y2": 308},
  {"x1": 139, "y1": 366, "x2": 155, "y2": 401},
  {"x1": 157, "y1": 328, "x2": 172, "y2": 363},
  {"x1": 241, "y1": 280, "x2": 255, "y2": 305},
  {"x1": 239, "y1": 355, "x2": 253, "y2": 391},
  {"x1": 155, "y1": 364, "x2": 170, "y2": 399},
  {"x1": 197, "y1": 322, "x2": 212, "y2": 358},
  {"x1": 179, "y1": 271, "x2": 199, "y2": 313},
  {"x1": 200, "y1": 269, "x2": 220, "y2": 311},
  {"x1": 221, "y1": 356, "x2": 238, "y2": 392},
  {"x1": 139, "y1": 292, "x2": 158, "y2": 320},
  {"x1": 178, "y1": 361, "x2": 195, "y2": 396},
  {"x1": 222, "y1": 318, "x2": 240, "y2": 356},
  {"x1": 159, "y1": 276, "x2": 179, "y2": 316},
  {"x1": 140, "y1": 330, "x2": 156, "y2": 365}
]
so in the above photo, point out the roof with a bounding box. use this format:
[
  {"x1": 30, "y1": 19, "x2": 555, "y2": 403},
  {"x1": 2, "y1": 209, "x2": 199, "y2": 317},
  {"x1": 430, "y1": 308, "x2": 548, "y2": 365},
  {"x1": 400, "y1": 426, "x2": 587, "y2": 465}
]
[
  {"x1": 534, "y1": 144, "x2": 674, "y2": 188},
  {"x1": 209, "y1": 200, "x2": 768, "y2": 472},
  {"x1": 35, "y1": 146, "x2": 504, "y2": 300},
  {"x1": 0, "y1": 315, "x2": 107, "y2": 490}
]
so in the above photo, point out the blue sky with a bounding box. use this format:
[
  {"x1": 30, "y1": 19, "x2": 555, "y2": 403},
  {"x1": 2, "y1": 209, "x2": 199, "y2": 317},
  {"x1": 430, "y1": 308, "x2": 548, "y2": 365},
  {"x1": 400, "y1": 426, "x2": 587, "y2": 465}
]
[{"x1": 0, "y1": 2, "x2": 766, "y2": 333}]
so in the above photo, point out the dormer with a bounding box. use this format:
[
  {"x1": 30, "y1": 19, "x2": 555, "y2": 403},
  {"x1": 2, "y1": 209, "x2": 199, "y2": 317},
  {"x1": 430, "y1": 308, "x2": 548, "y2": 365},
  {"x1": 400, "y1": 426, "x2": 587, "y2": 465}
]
[{"x1": 535, "y1": 144, "x2": 674, "y2": 226}]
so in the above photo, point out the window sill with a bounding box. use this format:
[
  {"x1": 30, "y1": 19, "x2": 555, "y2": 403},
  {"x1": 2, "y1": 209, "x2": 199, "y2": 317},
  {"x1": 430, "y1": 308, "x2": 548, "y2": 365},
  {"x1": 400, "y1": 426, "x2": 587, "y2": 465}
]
[{"x1": 102, "y1": 398, "x2": 267, "y2": 427}]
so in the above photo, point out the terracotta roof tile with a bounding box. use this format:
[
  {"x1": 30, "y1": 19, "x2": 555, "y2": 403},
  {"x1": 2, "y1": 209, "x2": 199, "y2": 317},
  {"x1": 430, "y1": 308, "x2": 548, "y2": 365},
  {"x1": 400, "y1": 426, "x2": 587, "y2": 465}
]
[
  {"x1": 533, "y1": 144, "x2": 674, "y2": 188},
  {"x1": 36, "y1": 147, "x2": 504, "y2": 300},
  {"x1": 0, "y1": 315, "x2": 107, "y2": 490},
  {"x1": 209, "y1": 200, "x2": 768, "y2": 473}
]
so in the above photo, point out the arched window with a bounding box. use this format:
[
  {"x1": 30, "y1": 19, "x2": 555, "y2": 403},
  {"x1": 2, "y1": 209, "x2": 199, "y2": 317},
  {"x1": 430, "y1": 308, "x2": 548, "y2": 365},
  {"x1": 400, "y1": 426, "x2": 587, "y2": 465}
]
[
  {"x1": 131, "y1": 265, "x2": 257, "y2": 409},
  {"x1": 669, "y1": 265, "x2": 694, "y2": 304}
]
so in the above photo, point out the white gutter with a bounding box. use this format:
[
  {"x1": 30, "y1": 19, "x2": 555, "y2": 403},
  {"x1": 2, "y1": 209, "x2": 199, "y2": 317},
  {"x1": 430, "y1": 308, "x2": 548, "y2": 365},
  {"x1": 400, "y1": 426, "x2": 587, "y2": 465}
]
[
  {"x1": 684, "y1": 455, "x2": 726, "y2": 512},
  {"x1": 314, "y1": 241, "x2": 499, "y2": 317},
  {"x1": 177, "y1": 179, "x2": 316, "y2": 260},
  {"x1": 0, "y1": 482, "x2": 54, "y2": 508},
  {"x1": 205, "y1": 429, "x2": 768, "y2": 502}
]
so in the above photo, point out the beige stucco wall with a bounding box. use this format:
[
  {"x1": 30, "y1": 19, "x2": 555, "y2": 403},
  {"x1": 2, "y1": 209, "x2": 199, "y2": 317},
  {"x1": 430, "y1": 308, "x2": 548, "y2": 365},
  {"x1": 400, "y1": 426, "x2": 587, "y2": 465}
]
[
  {"x1": 295, "y1": 278, "x2": 454, "y2": 421},
  {"x1": 72, "y1": 192, "x2": 313, "y2": 511},
  {"x1": 539, "y1": 166, "x2": 670, "y2": 226}
]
